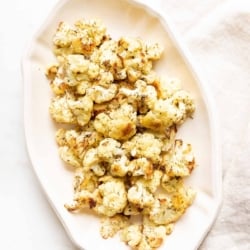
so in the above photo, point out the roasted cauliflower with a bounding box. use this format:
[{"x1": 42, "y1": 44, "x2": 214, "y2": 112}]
[{"x1": 46, "y1": 17, "x2": 197, "y2": 250}]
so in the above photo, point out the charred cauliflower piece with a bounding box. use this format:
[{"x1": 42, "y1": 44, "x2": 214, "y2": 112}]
[
  {"x1": 83, "y1": 148, "x2": 105, "y2": 176},
  {"x1": 46, "y1": 63, "x2": 70, "y2": 96},
  {"x1": 100, "y1": 215, "x2": 129, "y2": 239},
  {"x1": 149, "y1": 195, "x2": 182, "y2": 225},
  {"x1": 120, "y1": 224, "x2": 143, "y2": 248},
  {"x1": 149, "y1": 186, "x2": 196, "y2": 225},
  {"x1": 119, "y1": 79, "x2": 157, "y2": 113},
  {"x1": 97, "y1": 138, "x2": 123, "y2": 161},
  {"x1": 109, "y1": 155, "x2": 130, "y2": 177},
  {"x1": 141, "y1": 223, "x2": 166, "y2": 249},
  {"x1": 53, "y1": 19, "x2": 107, "y2": 56},
  {"x1": 94, "y1": 103, "x2": 137, "y2": 140},
  {"x1": 65, "y1": 188, "x2": 99, "y2": 212},
  {"x1": 163, "y1": 139, "x2": 196, "y2": 177},
  {"x1": 139, "y1": 90, "x2": 195, "y2": 131},
  {"x1": 96, "y1": 138, "x2": 131, "y2": 177},
  {"x1": 128, "y1": 158, "x2": 153, "y2": 179},
  {"x1": 56, "y1": 128, "x2": 102, "y2": 161},
  {"x1": 161, "y1": 175, "x2": 184, "y2": 193},
  {"x1": 121, "y1": 217, "x2": 167, "y2": 250},
  {"x1": 123, "y1": 132, "x2": 163, "y2": 164},
  {"x1": 152, "y1": 78, "x2": 181, "y2": 99},
  {"x1": 73, "y1": 168, "x2": 98, "y2": 193},
  {"x1": 49, "y1": 94, "x2": 93, "y2": 126},
  {"x1": 95, "y1": 177, "x2": 127, "y2": 217},
  {"x1": 49, "y1": 94, "x2": 76, "y2": 124},
  {"x1": 67, "y1": 95, "x2": 93, "y2": 126},
  {"x1": 53, "y1": 22, "x2": 77, "y2": 49},
  {"x1": 117, "y1": 37, "x2": 163, "y2": 83},
  {"x1": 91, "y1": 39, "x2": 126, "y2": 81},
  {"x1": 58, "y1": 145, "x2": 81, "y2": 168}
]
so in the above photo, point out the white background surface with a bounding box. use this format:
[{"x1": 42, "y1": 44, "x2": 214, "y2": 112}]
[{"x1": 0, "y1": 0, "x2": 249, "y2": 250}]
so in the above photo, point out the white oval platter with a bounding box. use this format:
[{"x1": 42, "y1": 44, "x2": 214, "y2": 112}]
[{"x1": 22, "y1": 0, "x2": 222, "y2": 249}]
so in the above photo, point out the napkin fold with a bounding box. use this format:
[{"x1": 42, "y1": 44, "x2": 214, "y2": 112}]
[{"x1": 140, "y1": 0, "x2": 250, "y2": 249}]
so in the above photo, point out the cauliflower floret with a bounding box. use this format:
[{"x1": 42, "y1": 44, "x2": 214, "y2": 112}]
[
  {"x1": 87, "y1": 84, "x2": 117, "y2": 104},
  {"x1": 117, "y1": 37, "x2": 162, "y2": 83},
  {"x1": 74, "y1": 19, "x2": 107, "y2": 54},
  {"x1": 138, "y1": 99, "x2": 181, "y2": 131},
  {"x1": 46, "y1": 64, "x2": 70, "y2": 95},
  {"x1": 94, "y1": 103, "x2": 137, "y2": 140},
  {"x1": 152, "y1": 78, "x2": 181, "y2": 99},
  {"x1": 95, "y1": 178, "x2": 127, "y2": 217},
  {"x1": 163, "y1": 139, "x2": 195, "y2": 177},
  {"x1": 67, "y1": 54, "x2": 90, "y2": 75},
  {"x1": 53, "y1": 19, "x2": 107, "y2": 56},
  {"x1": 118, "y1": 37, "x2": 143, "y2": 59},
  {"x1": 66, "y1": 55, "x2": 101, "y2": 83},
  {"x1": 65, "y1": 189, "x2": 98, "y2": 211},
  {"x1": 83, "y1": 148, "x2": 106, "y2": 176},
  {"x1": 50, "y1": 93, "x2": 93, "y2": 126},
  {"x1": 119, "y1": 80, "x2": 157, "y2": 113},
  {"x1": 67, "y1": 95, "x2": 93, "y2": 126},
  {"x1": 100, "y1": 215, "x2": 129, "y2": 239},
  {"x1": 97, "y1": 138, "x2": 123, "y2": 161},
  {"x1": 73, "y1": 168, "x2": 98, "y2": 193},
  {"x1": 149, "y1": 187, "x2": 195, "y2": 225},
  {"x1": 139, "y1": 90, "x2": 195, "y2": 131},
  {"x1": 83, "y1": 148, "x2": 99, "y2": 169},
  {"x1": 56, "y1": 128, "x2": 103, "y2": 161},
  {"x1": 46, "y1": 63, "x2": 59, "y2": 80},
  {"x1": 49, "y1": 95, "x2": 76, "y2": 124},
  {"x1": 141, "y1": 217, "x2": 166, "y2": 249},
  {"x1": 171, "y1": 186, "x2": 196, "y2": 212},
  {"x1": 53, "y1": 22, "x2": 77, "y2": 48},
  {"x1": 91, "y1": 40, "x2": 126, "y2": 80},
  {"x1": 50, "y1": 77, "x2": 70, "y2": 95},
  {"x1": 110, "y1": 155, "x2": 130, "y2": 177},
  {"x1": 171, "y1": 90, "x2": 195, "y2": 123},
  {"x1": 127, "y1": 182, "x2": 154, "y2": 209},
  {"x1": 141, "y1": 216, "x2": 167, "y2": 248},
  {"x1": 120, "y1": 224, "x2": 143, "y2": 248},
  {"x1": 145, "y1": 42, "x2": 163, "y2": 60},
  {"x1": 149, "y1": 195, "x2": 182, "y2": 225},
  {"x1": 59, "y1": 55, "x2": 99, "y2": 87},
  {"x1": 58, "y1": 145, "x2": 81, "y2": 168},
  {"x1": 122, "y1": 132, "x2": 163, "y2": 164},
  {"x1": 128, "y1": 158, "x2": 153, "y2": 179},
  {"x1": 96, "y1": 138, "x2": 131, "y2": 176},
  {"x1": 125, "y1": 58, "x2": 151, "y2": 83}
]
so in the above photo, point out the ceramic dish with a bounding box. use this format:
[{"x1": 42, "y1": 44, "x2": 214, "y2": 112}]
[{"x1": 22, "y1": 0, "x2": 222, "y2": 249}]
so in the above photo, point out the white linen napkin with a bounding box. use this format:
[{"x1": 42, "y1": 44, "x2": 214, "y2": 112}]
[{"x1": 138, "y1": 0, "x2": 250, "y2": 249}]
